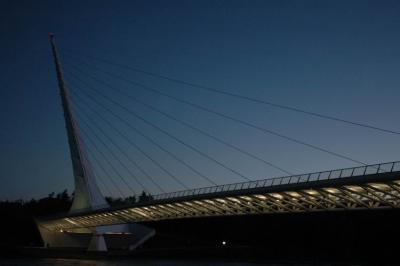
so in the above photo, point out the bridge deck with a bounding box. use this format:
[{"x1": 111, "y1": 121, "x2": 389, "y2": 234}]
[{"x1": 38, "y1": 161, "x2": 400, "y2": 232}]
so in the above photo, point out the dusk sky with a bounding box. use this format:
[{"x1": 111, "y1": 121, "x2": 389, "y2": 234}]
[{"x1": 1, "y1": 0, "x2": 400, "y2": 200}]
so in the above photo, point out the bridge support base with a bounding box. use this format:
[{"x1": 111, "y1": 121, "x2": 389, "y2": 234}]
[
  {"x1": 88, "y1": 234, "x2": 107, "y2": 251},
  {"x1": 37, "y1": 222, "x2": 155, "y2": 251}
]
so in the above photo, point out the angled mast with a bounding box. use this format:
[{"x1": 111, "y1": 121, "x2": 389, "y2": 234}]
[{"x1": 49, "y1": 33, "x2": 107, "y2": 211}]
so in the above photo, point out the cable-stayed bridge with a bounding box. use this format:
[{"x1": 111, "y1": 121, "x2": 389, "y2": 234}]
[{"x1": 36, "y1": 35, "x2": 400, "y2": 251}]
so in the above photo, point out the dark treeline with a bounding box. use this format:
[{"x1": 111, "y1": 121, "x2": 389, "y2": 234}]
[
  {"x1": 0, "y1": 190, "x2": 152, "y2": 249},
  {"x1": 0, "y1": 190, "x2": 72, "y2": 249},
  {"x1": 106, "y1": 191, "x2": 154, "y2": 206}
]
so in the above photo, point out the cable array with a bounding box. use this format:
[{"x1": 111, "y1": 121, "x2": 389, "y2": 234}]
[
  {"x1": 57, "y1": 49, "x2": 391, "y2": 199},
  {"x1": 64, "y1": 60, "x2": 367, "y2": 166},
  {"x1": 65, "y1": 70, "x2": 253, "y2": 182},
  {"x1": 67, "y1": 63, "x2": 292, "y2": 176},
  {"x1": 70, "y1": 88, "x2": 190, "y2": 189},
  {"x1": 63, "y1": 49, "x2": 400, "y2": 136}
]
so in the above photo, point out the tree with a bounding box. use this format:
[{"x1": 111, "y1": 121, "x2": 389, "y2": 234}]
[{"x1": 138, "y1": 191, "x2": 153, "y2": 203}]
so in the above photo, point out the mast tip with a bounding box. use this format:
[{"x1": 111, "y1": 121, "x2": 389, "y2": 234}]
[{"x1": 49, "y1": 32, "x2": 54, "y2": 38}]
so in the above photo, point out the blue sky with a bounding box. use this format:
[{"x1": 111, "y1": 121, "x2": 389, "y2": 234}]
[{"x1": 1, "y1": 0, "x2": 400, "y2": 200}]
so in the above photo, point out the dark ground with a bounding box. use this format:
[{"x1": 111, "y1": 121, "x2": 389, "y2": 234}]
[{"x1": 140, "y1": 209, "x2": 400, "y2": 264}]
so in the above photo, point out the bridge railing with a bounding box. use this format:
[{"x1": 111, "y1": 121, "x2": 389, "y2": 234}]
[
  {"x1": 151, "y1": 161, "x2": 400, "y2": 201},
  {"x1": 66, "y1": 161, "x2": 400, "y2": 215}
]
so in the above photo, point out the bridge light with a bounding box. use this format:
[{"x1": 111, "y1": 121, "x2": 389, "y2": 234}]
[
  {"x1": 240, "y1": 196, "x2": 252, "y2": 201},
  {"x1": 228, "y1": 197, "x2": 240, "y2": 203},
  {"x1": 216, "y1": 199, "x2": 226, "y2": 204},
  {"x1": 255, "y1": 195, "x2": 266, "y2": 200},
  {"x1": 346, "y1": 186, "x2": 363, "y2": 192},
  {"x1": 325, "y1": 188, "x2": 338, "y2": 193},
  {"x1": 288, "y1": 192, "x2": 300, "y2": 197},
  {"x1": 65, "y1": 218, "x2": 79, "y2": 226},
  {"x1": 271, "y1": 193, "x2": 283, "y2": 199},
  {"x1": 305, "y1": 190, "x2": 318, "y2": 195},
  {"x1": 370, "y1": 183, "x2": 388, "y2": 190}
]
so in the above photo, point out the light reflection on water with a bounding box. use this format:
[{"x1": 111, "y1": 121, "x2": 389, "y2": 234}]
[{"x1": 0, "y1": 258, "x2": 271, "y2": 266}]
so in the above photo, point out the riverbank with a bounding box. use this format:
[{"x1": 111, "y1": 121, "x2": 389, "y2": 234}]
[{"x1": 5, "y1": 246, "x2": 396, "y2": 266}]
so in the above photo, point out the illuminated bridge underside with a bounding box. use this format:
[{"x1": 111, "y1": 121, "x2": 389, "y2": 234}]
[{"x1": 40, "y1": 162, "x2": 400, "y2": 232}]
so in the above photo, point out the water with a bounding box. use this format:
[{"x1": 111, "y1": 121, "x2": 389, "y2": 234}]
[
  {"x1": 0, "y1": 259, "x2": 278, "y2": 266},
  {"x1": 0, "y1": 258, "x2": 373, "y2": 266}
]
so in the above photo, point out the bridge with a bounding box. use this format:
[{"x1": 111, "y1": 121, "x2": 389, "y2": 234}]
[
  {"x1": 40, "y1": 161, "x2": 400, "y2": 228},
  {"x1": 36, "y1": 35, "x2": 400, "y2": 252}
]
